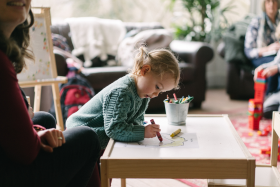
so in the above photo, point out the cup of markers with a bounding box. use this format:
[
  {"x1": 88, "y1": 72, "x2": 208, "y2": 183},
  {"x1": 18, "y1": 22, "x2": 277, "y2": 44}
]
[{"x1": 163, "y1": 93, "x2": 194, "y2": 126}]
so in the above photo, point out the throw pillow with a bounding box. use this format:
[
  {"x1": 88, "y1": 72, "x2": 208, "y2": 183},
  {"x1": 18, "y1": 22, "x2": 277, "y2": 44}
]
[{"x1": 117, "y1": 29, "x2": 173, "y2": 67}]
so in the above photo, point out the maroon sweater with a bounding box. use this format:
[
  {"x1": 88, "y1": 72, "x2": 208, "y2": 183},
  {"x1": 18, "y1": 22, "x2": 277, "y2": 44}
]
[{"x1": 0, "y1": 50, "x2": 41, "y2": 165}]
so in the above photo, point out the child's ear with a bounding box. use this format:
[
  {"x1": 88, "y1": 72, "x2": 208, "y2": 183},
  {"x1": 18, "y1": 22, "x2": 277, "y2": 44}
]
[{"x1": 140, "y1": 65, "x2": 151, "y2": 76}]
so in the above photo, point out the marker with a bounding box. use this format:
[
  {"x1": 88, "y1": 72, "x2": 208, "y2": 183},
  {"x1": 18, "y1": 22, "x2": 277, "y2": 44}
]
[
  {"x1": 173, "y1": 93, "x2": 178, "y2": 101},
  {"x1": 179, "y1": 96, "x2": 184, "y2": 103},
  {"x1": 170, "y1": 129, "x2": 181, "y2": 137},
  {"x1": 150, "y1": 119, "x2": 163, "y2": 142}
]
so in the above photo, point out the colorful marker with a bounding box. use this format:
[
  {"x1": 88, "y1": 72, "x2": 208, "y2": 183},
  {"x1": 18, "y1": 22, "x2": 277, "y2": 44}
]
[
  {"x1": 179, "y1": 96, "x2": 184, "y2": 103},
  {"x1": 150, "y1": 119, "x2": 163, "y2": 142},
  {"x1": 170, "y1": 129, "x2": 181, "y2": 137},
  {"x1": 173, "y1": 93, "x2": 178, "y2": 101}
]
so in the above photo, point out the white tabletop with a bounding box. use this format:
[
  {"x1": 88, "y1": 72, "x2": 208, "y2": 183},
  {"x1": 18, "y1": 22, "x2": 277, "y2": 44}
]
[{"x1": 110, "y1": 115, "x2": 246, "y2": 159}]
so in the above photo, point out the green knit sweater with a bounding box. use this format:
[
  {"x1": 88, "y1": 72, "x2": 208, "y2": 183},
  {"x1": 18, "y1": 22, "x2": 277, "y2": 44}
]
[{"x1": 66, "y1": 75, "x2": 150, "y2": 149}]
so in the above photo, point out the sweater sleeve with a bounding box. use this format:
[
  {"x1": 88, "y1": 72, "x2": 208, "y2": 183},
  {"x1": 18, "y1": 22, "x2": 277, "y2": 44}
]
[
  {"x1": 103, "y1": 88, "x2": 145, "y2": 142},
  {"x1": 244, "y1": 18, "x2": 260, "y2": 59},
  {"x1": 0, "y1": 51, "x2": 41, "y2": 165}
]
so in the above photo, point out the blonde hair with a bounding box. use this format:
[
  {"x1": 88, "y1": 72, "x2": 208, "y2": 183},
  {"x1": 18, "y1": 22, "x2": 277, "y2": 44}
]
[
  {"x1": 129, "y1": 46, "x2": 180, "y2": 89},
  {"x1": 262, "y1": 0, "x2": 280, "y2": 12}
]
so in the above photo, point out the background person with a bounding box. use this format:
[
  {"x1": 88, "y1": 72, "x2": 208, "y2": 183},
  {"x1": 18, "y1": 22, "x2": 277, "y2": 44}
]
[{"x1": 245, "y1": 0, "x2": 280, "y2": 95}]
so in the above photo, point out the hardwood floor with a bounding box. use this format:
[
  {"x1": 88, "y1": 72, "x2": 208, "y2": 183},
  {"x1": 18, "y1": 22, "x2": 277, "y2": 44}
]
[
  {"x1": 110, "y1": 89, "x2": 248, "y2": 187},
  {"x1": 189, "y1": 89, "x2": 248, "y2": 116}
]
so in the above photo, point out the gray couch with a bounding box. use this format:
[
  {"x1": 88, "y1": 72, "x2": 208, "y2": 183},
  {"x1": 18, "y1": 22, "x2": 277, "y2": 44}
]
[{"x1": 23, "y1": 20, "x2": 214, "y2": 114}]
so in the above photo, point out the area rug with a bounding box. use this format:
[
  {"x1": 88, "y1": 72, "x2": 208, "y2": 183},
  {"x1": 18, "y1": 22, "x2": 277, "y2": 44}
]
[{"x1": 177, "y1": 114, "x2": 274, "y2": 187}]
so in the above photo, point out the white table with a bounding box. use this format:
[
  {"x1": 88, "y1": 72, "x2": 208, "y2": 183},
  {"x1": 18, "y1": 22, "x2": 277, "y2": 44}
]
[{"x1": 100, "y1": 114, "x2": 255, "y2": 187}]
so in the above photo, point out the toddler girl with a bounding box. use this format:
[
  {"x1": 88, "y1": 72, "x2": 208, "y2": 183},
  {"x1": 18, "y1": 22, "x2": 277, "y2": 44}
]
[{"x1": 66, "y1": 46, "x2": 180, "y2": 149}]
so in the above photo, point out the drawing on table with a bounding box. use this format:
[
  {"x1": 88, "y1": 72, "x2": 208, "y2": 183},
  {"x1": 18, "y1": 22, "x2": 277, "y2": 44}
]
[{"x1": 114, "y1": 133, "x2": 199, "y2": 148}]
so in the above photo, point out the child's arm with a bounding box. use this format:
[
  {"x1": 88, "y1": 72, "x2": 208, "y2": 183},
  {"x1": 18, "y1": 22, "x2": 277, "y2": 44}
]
[
  {"x1": 103, "y1": 89, "x2": 145, "y2": 142},
  {"x1": 254, "y1": 49, "x2": 280, "y2": 80},
  {"x1": 133, "y1": 114, "x2": 161, "y2": 138}
]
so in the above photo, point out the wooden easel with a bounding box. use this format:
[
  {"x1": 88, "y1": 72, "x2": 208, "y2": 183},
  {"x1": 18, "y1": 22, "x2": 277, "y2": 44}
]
[
  {"x1": 20, "y1": 77, "x2": 67, "y2": 131},
  {"x1": 18, "y1": 7, "x2": 67, "y2": 131}
]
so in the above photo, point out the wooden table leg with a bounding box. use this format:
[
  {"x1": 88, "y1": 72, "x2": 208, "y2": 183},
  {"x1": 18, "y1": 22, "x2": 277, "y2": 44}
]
[
  {"x1": 247, "y1": 158, "x2": 255, "y2": 187},
  {"x1": 101, "y1": 160, "x2": 110, "y2": 187},
  {"x1": 52, "y1": 83, "x2": 64, "y2": 131},
  {"x1": 121, "y1": 178, "x2": 126, "y2": 187}
]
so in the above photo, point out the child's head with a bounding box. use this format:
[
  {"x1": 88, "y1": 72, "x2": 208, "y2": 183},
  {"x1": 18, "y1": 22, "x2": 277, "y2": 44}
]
[{"x1": 129, "y1": 46, "x2": 180, "y2": 99}]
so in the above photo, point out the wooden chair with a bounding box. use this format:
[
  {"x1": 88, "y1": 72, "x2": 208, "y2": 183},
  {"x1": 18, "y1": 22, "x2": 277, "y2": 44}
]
[{"x1": 208, "y1": 111, "x2": 280, "y2": 187}]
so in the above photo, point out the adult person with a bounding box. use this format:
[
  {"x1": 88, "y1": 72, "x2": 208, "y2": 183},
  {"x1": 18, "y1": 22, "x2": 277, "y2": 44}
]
[
  {"x1": 254, "y1": 24, "x2": 280, "y2": 119},
  {"x1": 254, "y1": 60, "x2": 280, "y2": 119},
  {"x1": 245, "y1": 0, "x2": 280, "y2": 95},
  {"x1": 0, "y1": 1, "x2": 101, "y2": 187}
]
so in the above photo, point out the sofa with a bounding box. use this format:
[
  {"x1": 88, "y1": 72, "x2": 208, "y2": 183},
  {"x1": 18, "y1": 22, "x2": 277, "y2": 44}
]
[
  {"x1": 22, "y1": 20, "x2": 214, "y2": 114},
  {"x1": 218, "y1": 41, "x2": 255, "y2": 100},
  {"x1": 218, "y1": 14, "x2": 256, "y2": 100}
]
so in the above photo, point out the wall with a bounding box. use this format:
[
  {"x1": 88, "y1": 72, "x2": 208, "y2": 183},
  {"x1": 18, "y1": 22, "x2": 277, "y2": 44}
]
[
  {"x1": 206, "y1": 0, "x2": 250, "y2": 88},
  {"x1": 250, "y1": 0, "x2": 263, "y2": 16},
  {"x1": 31, "y1": 0, "x2": 251, "y2": 88}
]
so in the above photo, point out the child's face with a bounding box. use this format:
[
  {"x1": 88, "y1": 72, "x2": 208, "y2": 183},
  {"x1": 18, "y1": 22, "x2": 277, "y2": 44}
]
[{"x1": 136, "y1": 65, "x2": 176, "y2": 99}]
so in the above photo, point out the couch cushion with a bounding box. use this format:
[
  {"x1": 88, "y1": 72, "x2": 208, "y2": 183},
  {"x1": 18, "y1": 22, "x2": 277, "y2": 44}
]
[
  {"x1": 81, "y1": 62, "x2": 194, "y2": 93},
  {"x1": 81, "y1": 66, "x2": 129, "y2": 91},
  {"x1": 124, "y1": 22, "x2": 164, "y2": 33},
  {"x1": 178, "y1": 62, "x2": 195, "y2": 82}
]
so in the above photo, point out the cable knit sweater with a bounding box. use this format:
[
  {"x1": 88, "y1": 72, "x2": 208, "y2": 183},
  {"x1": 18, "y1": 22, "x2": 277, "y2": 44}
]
[{"x1": 66, "y1": 75, "x2": 150, "y2": 149}]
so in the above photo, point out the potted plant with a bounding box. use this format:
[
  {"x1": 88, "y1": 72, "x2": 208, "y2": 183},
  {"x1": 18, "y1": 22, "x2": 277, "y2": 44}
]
[{"x1": 171, "y1": 0, "x2": 235, "y2": 42}]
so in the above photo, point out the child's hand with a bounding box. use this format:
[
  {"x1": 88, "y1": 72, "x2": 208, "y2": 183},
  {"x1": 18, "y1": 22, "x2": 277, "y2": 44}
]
[
  {"x1": 254, "y1": 65, "x2": 265, "y2": 81},
  {"x1": 144, "y1": 124, "x2": 161, "y2": 138}
]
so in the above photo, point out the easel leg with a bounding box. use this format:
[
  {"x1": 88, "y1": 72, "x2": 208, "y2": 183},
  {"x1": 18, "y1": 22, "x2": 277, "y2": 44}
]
[
  {"x1": 34, "y1": 85, "x2": 42, "y2": 112},
  {"x1": 121, "y1": 178, "x2": 126, "y2": 187},
  {"x1": 52, "y1": 83, "x2": 64, "y2": 131}
]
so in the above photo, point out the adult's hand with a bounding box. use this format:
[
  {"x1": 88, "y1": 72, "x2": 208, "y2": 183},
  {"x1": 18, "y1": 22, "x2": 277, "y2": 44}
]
[
  {"x1": 37, "y1": 129, "x2": 66, "y2": 153},
  {"x1": 262, "y1": 65, "x2": 279, "y2": 78},
  {"x1": 28, "y1": 106, "x2": 34, "y2": 119},
  {"x1": 259, "y1": 42, "x2": 280, "y2": 57},
  {"x1": 267, "y1": 42, "x2": 280, "y2": 52}
]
